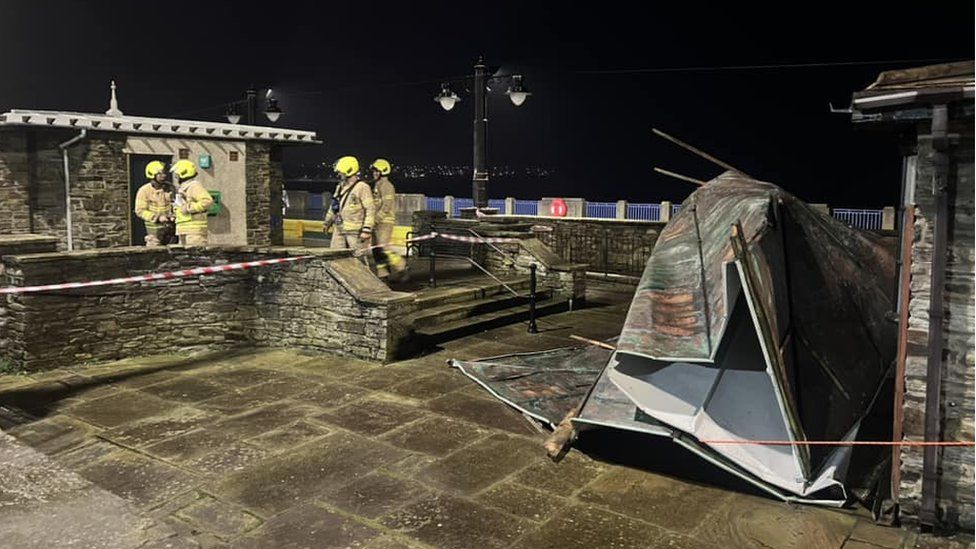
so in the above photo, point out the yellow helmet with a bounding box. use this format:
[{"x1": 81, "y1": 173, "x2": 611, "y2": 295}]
[
  {"x1": 370, "y1": 158, "x2": 392, "y2": 176},
  {"x1": 170, "y1": 159, "x2": 197, "y2": 180},
  {"x1": 334, "y1": 156, "x2": 360, "y2": 177},
  {"x1": 145, "y1": 160, "x2": 166, "y2": 180}
]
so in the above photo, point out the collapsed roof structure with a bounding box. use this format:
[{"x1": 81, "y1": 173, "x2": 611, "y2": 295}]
[{"x1": 453, "y1": 172, "x2": 897, "y2": 504}]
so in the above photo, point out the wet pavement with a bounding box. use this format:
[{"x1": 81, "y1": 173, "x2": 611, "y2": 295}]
[{"x1": 0, "y1": 282, "x2": 935, "y2": 548}]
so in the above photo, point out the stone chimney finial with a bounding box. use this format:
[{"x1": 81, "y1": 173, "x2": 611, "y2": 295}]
[{"x1": 106, "y1": 80, "x2": 124, "y2": 117}]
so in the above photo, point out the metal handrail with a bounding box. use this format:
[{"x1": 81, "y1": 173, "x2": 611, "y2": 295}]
[
  {"x1": 466, "y1": 228, "x2": 518, "y2": 266},
  {"x1": 438, "y1": 253, "x2": 523, "y2": 298}
]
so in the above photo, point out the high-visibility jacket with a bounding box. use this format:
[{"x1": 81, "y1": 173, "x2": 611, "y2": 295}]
[
  {"x1": 174, "y1": 180, "x2": 213, "y2": 236},
  {"x1": 324, "y1": 178, "x2": 375, "y2": 235},
  {"x1": 134, "y1": 182, "x2": 174, "y2": 231},
  {"x1": 372, "y1": 176, "x2": 397, "y2": 226}
]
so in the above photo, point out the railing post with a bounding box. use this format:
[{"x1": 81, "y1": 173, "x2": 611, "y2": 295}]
[
  {"x1": 528, "y1": 263, "x2": 538, "y2": 334},
  {"x1": 660, "y1": 201, "x2": 672, "y2": 223},
  {"x1": 444, "y1": 195, "x2": 455, "y2": 216},
  {"x1": 882, "y1": 206, "x2": 896, "y2": 231},
  {"x1": 505, "y1": 196, "x2": 515, "y2": 215},
  {"x1": 429, "y1": 250, "x2": 436, "y2": 288},
  {"x1": 616, "y1": 200, "x2": 628, "y2": 220}
]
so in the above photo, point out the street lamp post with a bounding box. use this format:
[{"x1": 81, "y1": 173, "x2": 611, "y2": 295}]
[
  {"x1": 436, "y1": 56, "x2": 531, "y2": 209},
  {"x1": 226, "y1": 87, "x2": 282, "y2": 125},
  {"x1": 472, "y1": 57, "x2": 489, "y2": 208}
]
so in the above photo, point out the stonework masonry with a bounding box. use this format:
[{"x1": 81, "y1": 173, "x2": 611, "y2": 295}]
[
  {"x1": 0, "y1": 133, "x2": 31, "y2": 235},
  {"x1": 0, "y1": 247, "x2": 411, "y2": 371},
  {"x1": 245, "y1": 142, "x2": 284, "y2": 246},
  {"x1": 898, "y1": 119, "x2": 975, "y2": 530}
]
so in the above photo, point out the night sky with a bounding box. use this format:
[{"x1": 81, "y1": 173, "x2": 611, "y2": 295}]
[{"x1": 1, "y1": 2, "x2": 971, "y2": 207}]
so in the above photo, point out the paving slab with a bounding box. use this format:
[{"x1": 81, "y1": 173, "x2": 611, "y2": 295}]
[
  {"x1": 284, "y1": 355, "x2": 376, "y2": 380},
  {"x1": 230, "y1": 502, "x2": 380, "y2": 549},
  {"x1": 77, "y1": 450, "x2": 201, "y2": 509},
  {"x1": 692, "y1": 495, "x2": 857, "y2": 549},
  {"x1": 99, "y1": 406, "x2": 215, "y2": 447},
  {"x1": 143, "y1": 428, "x2": 241, "y2": 463},
  {"x1": 210, "y1": 403, "x2": 312, "y2": 439},
  {"x1": 209, "y1": 432, "x2": 407, "y2": 517},
  {"x1": 847, "y1": 521, "x2": 908, "y2": 548},
  {"x1": 139, "y1": 376, "x2": 229, "y2": 403},
  {"x1": 109, "y1": 368, "x2": 183, "y2": 389},
  {"x1": 191, "y1": 367, "x2": 280, "y2": 389},
  {"x1": 196, "y1": 378, "x2": 314, "y2": 413},
  {"x1": 0, "y1": 380, "x2": 77, "y2": 416},
  {"x1": 513, "y1": 450, "x2": 606, "y2": 496},
  {"x1": 578, "y1": 467, "x2": 732, "y2": 534},
  {"x1": 415, "y1": 433, "x2": 542, "y2": 494},
  {"x1": 511, "y1": 504, "x2": 691, "y2": 549},
  {"x1": 380, "y1": 493, "x2": 530, "y2": 549},
  {"x1": 6, "y1": 414, "x2": 97, "y2": 455},
  {"x1": 426, "y1": 391, "x2": 540, "y2": 435},
  {"x1": 315, "y1": 397, "x2": 427, "y2": 437},
  {"x1": 476, "y1": 481, "x2": 569, "y2": 522},
  {"x1": 175, "y1": 494, "x2": 262, "y2": 539},
  {"x1": 319, "y1": 471, "x2": 430, "y2": 519},
  {"x1": 383, "y1": 371, "x2": 471, "y2": 401},
  {"x1": 288, "y1": 381, "x2": 369, "y2": 410},
  {"x1": 345, "y1": 363, "x2": 434, "y2": 391},
  {"x1": 185, "y1": 442, "x2": 269, "y2": 476},
  {"x1": 381, "y1": 415, "x2": 488, "y2": 456},
  {"x1": 53, "y1": 439, "x2": 121, "y2": 469},
  {"x1": 65, "y1": 390, "x2": 175, "y2": 428},
  {"x1": 246, "y1": 419, "x2": 332, "y2": 452}
]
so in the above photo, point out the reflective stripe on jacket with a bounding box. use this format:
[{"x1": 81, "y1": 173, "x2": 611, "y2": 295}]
[
  {"x1": 174, "y1": 180, "x2": 213, "y2": 236},
  {"x1": 134, "y1": 182, "x2": 174, "y2": 230},
  {"x1": 324, "y1": 179, "x2": 375, "y2": 234},
  {"x1": 373, "y1": 177, "x2": 397, "y2": 225}
]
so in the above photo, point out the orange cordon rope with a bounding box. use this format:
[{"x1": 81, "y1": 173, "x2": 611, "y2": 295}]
[{"x1": 698, "y1": 440, "x2": 975, "y2": 447}]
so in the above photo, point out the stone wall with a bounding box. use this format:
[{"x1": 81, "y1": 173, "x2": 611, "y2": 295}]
[
  {"x1": 9, "y1": 131, "x2": 130, "y2": 251},
  {"x1": 497, "y1": 215, "x2": 665, "y2": 278},
  {"x1": 0, "y1": 247, "x2": 410, "y2": 371},
  {"x1": 899, "y1": 119, "x2": 975, "y2": 530},
  {"x1": 0, "y1": 132, "x2": 31, "y2": 235},
  {"x1": 245, "y1": 143, "x2": 284, "y2": 246}
]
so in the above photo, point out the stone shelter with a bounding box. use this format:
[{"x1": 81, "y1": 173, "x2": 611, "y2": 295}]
[
  {"x1": 0, "y1": 105, "x2": 319, "y2": 251},
  {"x1": 851, "y1": 60, "x2": 975, "y2": 531}
]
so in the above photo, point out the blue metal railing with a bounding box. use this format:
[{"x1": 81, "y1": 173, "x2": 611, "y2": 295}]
[
  {"x1": 586, "y1": 202, "x2": 617, "y2": 219},
  {"x1": 627, "y1": 203, "x2": 661, "y2": 221},
  {"x1": 453, "y1": 198, "x2": 474, "y2": 217},
  {"x1": 515, "y1": 200, "x2": 538, "y2": 215},
  {"x1": 672, "y1": 204, "x2": 682, "y2": 216},
  {"x1": 488, "y1": 198, "x2": 506, "y2": 212},
  {"x1": 832, "y1": 208, "x2": 883, "y2": 230},
  {"x1": 426, "y1": 196, "x2": 445, "y2": 212}
]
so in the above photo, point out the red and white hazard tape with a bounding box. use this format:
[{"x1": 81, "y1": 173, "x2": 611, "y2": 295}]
[
  {"x1": 0, "y1": 255, "x2": 314, "y2": 295},
  {"x1": 406, "y1": 231, "x2": 521, "y2": 245}
]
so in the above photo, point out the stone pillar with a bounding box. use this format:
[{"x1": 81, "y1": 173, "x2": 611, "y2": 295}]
[
  {"x1": 444, "y1": 195, "x2": 454, "y2": 216},
  {"x1": 616, "y1": 200, "x2": 627, "y2": 220},
  {"x1": 505, "y1": 196, "x2": 515, "y2": 215},
  {"x1": 660, "y1": 201, "x2": 672, "y2": 223},
  {"x1": 882, "y1": 206, "x2": 896, "y2": 231}
]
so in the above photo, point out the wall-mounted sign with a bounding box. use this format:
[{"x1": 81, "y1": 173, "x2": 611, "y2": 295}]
[{"x1": 198, "y1": 154, "x2": 212, "y2": 169}]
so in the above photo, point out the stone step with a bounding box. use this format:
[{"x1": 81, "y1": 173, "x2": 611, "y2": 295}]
[
  {"x1": 412, "y1": 277, "x2": 532, "y2": 310},
  {"x1": 406, "y1": 289, "x2": 552, "y2": 329},
  {"x1": 413, "y1": 297, "x2": 570, "y2": 344}
]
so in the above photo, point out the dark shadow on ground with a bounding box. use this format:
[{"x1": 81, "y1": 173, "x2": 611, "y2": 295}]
[
  {"x1": 575, "y1": 427, "x2": 772, "y2": 500},
  {"x1": 0, "y1": 348, "x2": 256, "y2": 425}
]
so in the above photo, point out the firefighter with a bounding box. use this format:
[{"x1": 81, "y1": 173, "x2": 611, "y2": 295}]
[
  {"x1": 368, "y1": 158, "x2": 407, "y2": 281},
  {"x1": 170, "y1": 159, "x2": 214, "y2": 246},
  {"x1": 134, "y1": 160, "x2": 175, "y2": 246},
  {"x1": 324, "y1": 156, "x2": 374, "y2": 253}
]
